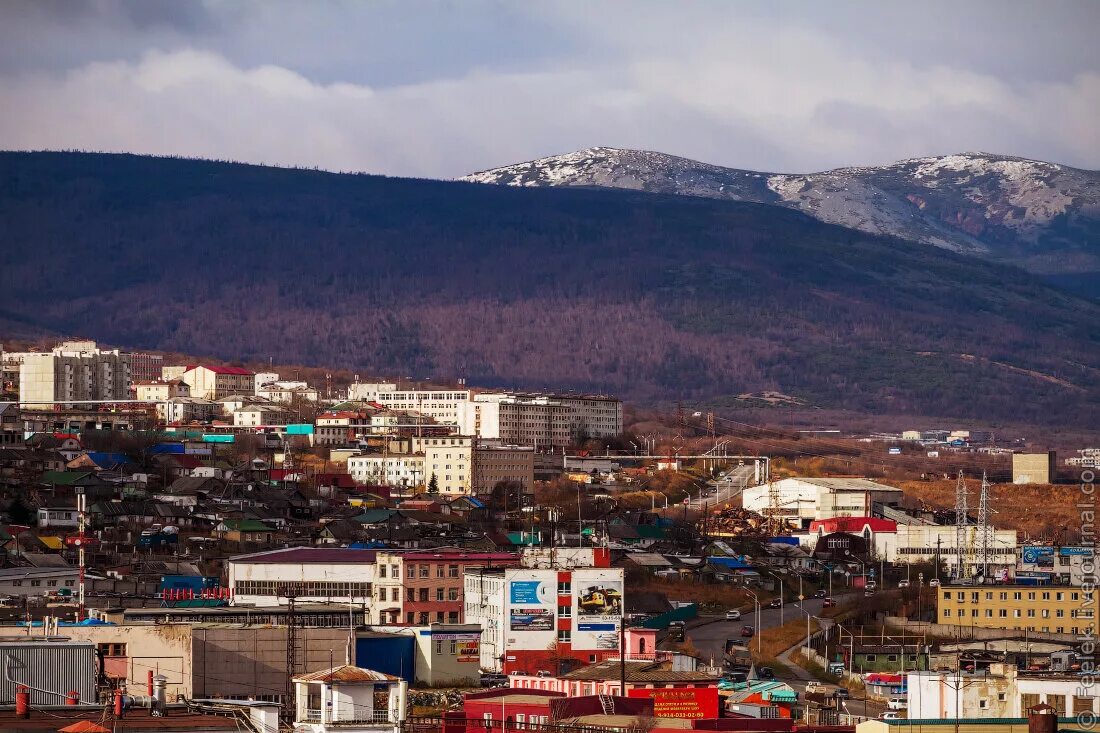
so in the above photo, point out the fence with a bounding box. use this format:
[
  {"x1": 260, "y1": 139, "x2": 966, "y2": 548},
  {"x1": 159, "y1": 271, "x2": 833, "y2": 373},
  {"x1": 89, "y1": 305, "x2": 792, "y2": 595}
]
[
  {"x1": 639, "y1": 603, "x2": 698, "y2": 629},
  {"x1": 884, "y1": 616, "x2": 1079, "y2": 643}
]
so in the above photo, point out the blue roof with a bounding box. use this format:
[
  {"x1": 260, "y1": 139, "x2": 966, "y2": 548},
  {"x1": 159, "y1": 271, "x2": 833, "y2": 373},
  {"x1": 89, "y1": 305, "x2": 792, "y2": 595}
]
[
  {"x1": 150, "y1": 443, "x2": 186, "y2": 454},
  {"x1": 465, "y1": 496, "x2": 486, "y2": 508},
  {"x1": 86, "y1": 452, "x2": 135, "y2": 467},
  {"x1": 707, "y1": 555, "x2": 752, "y2": 570}
]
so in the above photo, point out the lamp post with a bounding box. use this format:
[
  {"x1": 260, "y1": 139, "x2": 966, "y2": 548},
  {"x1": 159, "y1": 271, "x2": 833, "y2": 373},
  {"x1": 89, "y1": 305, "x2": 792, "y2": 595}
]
[{"x1": 743, "y1": 589, "x2": 762, "y2": 653}]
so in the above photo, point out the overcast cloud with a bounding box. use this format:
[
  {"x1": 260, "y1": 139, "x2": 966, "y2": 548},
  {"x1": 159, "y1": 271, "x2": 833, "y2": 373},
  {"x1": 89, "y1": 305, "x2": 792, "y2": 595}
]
[{"x1": 0, "y1": 0, "x2": 1096, "y2": 178}]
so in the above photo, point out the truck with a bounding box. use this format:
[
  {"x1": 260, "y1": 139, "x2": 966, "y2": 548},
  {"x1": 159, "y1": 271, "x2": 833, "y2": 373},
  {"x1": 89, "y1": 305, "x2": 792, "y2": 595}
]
[{"x1": 724, "y1": 640, "x2": 753, "y2": 670}]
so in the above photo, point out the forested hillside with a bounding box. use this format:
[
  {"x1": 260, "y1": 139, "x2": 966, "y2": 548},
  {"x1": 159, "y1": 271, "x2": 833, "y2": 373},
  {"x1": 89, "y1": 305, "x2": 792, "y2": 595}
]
[{"x1": 1, "y1": 152, "x2": 1098, "y2": 425}]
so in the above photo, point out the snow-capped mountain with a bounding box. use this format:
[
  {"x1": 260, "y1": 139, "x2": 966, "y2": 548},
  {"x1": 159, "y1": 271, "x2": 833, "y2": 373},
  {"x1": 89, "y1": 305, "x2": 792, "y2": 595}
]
[{"x1": 462, "y1": 148, "x2": 1100, "y2": 273}]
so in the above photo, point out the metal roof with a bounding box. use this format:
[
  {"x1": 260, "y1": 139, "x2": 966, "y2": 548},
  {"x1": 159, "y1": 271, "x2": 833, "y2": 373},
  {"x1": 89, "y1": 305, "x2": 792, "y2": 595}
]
[{"x1": 293, "y1": 664, "x2": 400, "y2": 684}]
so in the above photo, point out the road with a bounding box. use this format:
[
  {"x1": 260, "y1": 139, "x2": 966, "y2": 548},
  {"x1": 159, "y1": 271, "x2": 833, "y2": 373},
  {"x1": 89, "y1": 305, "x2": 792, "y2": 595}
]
[
  {"x1": 686, "y1": 463, "x2": 755, "y2": 509},
  {"x1": 688, "y1": 595, "x2": 885, "y2": 721}
]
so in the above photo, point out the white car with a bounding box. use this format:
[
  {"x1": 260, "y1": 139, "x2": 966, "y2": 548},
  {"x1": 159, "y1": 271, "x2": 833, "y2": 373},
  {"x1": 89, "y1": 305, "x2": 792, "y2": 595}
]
[
  {"x1": 929, "y1": 578, "x2": 941, "y2": 587},
  {"x1": 725, "y1": 610, "x2": 742, "y2": 621},
  {"x1": 887, "y1": 697, "x2": 908, "y2": 710},
  {"x1": 898, "y1": 580, "x2": 910, "y2": 589},
  {"x1": 882, "y1": 711, "x2": 902, "y2": 721}
]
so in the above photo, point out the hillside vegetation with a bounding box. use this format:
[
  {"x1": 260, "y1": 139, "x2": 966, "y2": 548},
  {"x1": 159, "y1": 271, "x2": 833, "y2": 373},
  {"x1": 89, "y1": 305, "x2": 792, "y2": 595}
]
[{"x1": 1, "y1": 152, "x2": 1098, "y2": 425}]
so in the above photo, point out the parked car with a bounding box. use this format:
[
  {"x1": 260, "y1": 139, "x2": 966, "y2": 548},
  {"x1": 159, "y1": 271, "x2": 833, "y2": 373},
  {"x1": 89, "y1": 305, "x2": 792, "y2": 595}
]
[
  {"x1": 898, "y1": 580, "x2": 910, "y2": 589},
  {"x1": 480, "y1": 673, "x2": 508, "y2": 688},
  {"x1": 725, "y1": 609, "x2": 742, "y2": 621},
  {"x1": 766, "y1": 598, "x2": 783, "y2": 609},
  {"x1": 887, "y1": 697, "x2": 908, "y2": 710},
  {"x1": 741, "y1": 625, "x2": 755, "y2": 638},
  {"x1": 882, "y1": 711, "x2": 901, "y2": 721},
  {"x1": 757, "y1": 667, "x2": 774, "y2": 680},
  {"x1": 822, "y1": 597, "x2": 837, "y2": 608}
]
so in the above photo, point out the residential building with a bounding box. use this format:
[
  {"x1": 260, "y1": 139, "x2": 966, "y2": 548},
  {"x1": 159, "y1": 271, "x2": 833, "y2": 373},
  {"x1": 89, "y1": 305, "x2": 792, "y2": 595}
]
[
  {"x1": 135, "y1": 379, "x2": 190, "y2": 402},
  {"x1": 15, "y1": 340, "x2": 130, "y2": 409},
  {"x1": 347, "y1": 453, "x2": 425, "y2": 488},
  {"x1": 473, "y1": 444, "x2": 535, "y2": 493},
  {"x1": 1013, "y1": 452, "x2": 1056, "y2": 484},
  {"x1": 315, "y1": 410, "x2": 378, "y2": 446},
  {"x1": 347, "y1": 383, "x2": 470, "y2": 426},
  {"x1": 464, "y1": 562, "x2": 624, "y2": 673},
  {"x1": 742, "y1": 477, "x2": 905, "y2": 528},
  {"x1": 373, "y1": 550, "x2": 519, "y2": 625},
  {"x1": 177, "y1": 365, "x2": 255, "y2": 400},
  {"x1": 234, "y1": 403, "x2": 292, "y2": 427},
  {"x1": 420, "y1": 435, "x2": 473, "y2": 494},
  {"x1": 126, "y1": 351, "x2": 164, "y2": 383},
  {"x1": 228, "y1": 547, "x2": 377, "y2": 611},
  {"x1": 257, "y1": 382, "x2": 320, "y2": 403},
  {"x1": 160, "y1": 396, "x2": 219, "y2": 424},
  {"x1": 36, "y1": 506, "x2": 78, "y2": 529},
  {"x1": 456, "y1": 394, "x2": 572, "y2": 448},
  {"x1": 937, "y1": 584, "x2": 1095, "y2": 634}
]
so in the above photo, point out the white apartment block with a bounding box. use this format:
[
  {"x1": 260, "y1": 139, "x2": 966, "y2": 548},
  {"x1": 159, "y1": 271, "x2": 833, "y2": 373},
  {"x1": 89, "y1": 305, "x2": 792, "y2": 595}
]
[
  {"x1": 159, "y1": 397, "x2": 219, "y2": 424},
  {"x1": 348, "y1": 383, "x2": 470, "y2": 426},
  {"x1": 15, "y1": 340, "x2": 130, "y2": 409},
  {"x1": 347, "y1": 454, "x2": 426, "y2": 487},
  {"x1": 554, "y1": 395, "x2": 623, "y2": 439},
  {"x1": 456, "y1": 393, "x2": 622, "y2": 448},
  {"x1": 907, "y1": 666, "x2": 1098, "y2": 718},
  {"x1": 175, "y1": 365, "x2": 255, "y2": 400},
  {"x1": 419, "y1": 436, "x2": 474, "y2": 495},
  {"x1": 233, "y1": 404, "x2": 293, "y2": 427}
]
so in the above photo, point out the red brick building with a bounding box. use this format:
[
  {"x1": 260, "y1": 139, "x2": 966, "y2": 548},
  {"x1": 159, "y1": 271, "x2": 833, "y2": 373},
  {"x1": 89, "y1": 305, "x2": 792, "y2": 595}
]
[{"x1": 375, "y1": 550, "x2": 520, "y2": 625}]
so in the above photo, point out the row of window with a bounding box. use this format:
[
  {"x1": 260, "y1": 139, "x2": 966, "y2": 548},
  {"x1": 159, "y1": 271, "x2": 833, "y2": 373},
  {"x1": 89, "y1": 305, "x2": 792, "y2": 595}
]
[
  {"x1": 944, "y1": 607, "x2": 1094, "y2": 619},
  {"x1": 945, "y1": 590, "x2": 1094, "y2": 602},
  {"x1": 233, "y1": 581, "x2": 372, "y2": 598},
  {"x1": 9, "y1": 579, "x2": 74, "y2": 588},
  {"x1": 379, "y1": 587, "x2": 462, "y2": 602}
]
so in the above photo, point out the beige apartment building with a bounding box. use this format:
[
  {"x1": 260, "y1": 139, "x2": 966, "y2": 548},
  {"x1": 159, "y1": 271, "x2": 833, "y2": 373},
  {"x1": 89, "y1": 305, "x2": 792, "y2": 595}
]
[
  {"x1": 170, "y1": 365, "x2": 255, "y2": 400},
  {"x1": 15, "y1": 340, "x2": 130, "y2": 409},
  {"x1": 473, "y1": 444, "x2": 534, "y2": 492},
  {"x1": 135, "y1": 379, "x2": 190, "y2": 402},
  {"x1": 938, "y1": 584, "x2": 1095, "y2": 634},
  {"x1": 348, "y1": 383, "x2": 470, "y2": 426}
]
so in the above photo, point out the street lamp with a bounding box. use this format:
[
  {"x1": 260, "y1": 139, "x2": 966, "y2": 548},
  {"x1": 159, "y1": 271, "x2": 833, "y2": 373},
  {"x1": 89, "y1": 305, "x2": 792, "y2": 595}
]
[{"x1": 743, "y1": 588, "x2": 762, "y2": 653}]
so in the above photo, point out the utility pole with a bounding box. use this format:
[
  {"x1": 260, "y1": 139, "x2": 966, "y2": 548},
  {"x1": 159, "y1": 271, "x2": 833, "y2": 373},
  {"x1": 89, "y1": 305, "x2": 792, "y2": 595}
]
[{"x1": 76, "y1": 489, "x2": 86, "y2": 622}]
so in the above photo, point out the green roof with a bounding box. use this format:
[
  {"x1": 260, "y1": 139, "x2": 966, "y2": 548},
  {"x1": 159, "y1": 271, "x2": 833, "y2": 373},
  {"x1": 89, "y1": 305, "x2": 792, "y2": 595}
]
[
  {"x1": 41, "y1": 471, "x2": 98, "y2": 486},
  {"x1": 506, "y1": 532, "x2": 541, "y2": 546},
  {"x1": 353, "y1": 509, "x2": 398, "y2": 524}
]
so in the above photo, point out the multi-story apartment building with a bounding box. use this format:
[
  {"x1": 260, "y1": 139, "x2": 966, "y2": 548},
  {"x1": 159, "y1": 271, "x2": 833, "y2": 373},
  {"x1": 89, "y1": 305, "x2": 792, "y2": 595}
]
[
  {"x1": 473, "y1": 444, "x2": 535, "y2": 493},
  {"x1": 936, "y1": 584, "x2": 1095, "y2": 635},
  {"x1": 346, "y1": 453, "x2": 425, "y2": 487},
  {"x1": 908, "y1": 665, "x2": 1099, "y2": 718},
  {"x1": 160, "y1": 396, "x2": 219, "y2": 424},
  {"x1": 457, "y1": 394, "x2": 573, "y2": 448},
  {"x1": 314, "y1": 410, "x2": 378, "y2": 446},
  {"x1": 15, "y1": 340, "x2": 131, "y2": 409},
  {"x1": 348, "y1": 383, "x2": 470, "y2": 426},
  {"x1": 554, "y1": 395, "x2": 623, "y2": 439},
  {"x1": 174, "y1": 365, "x2": 255, "y2": 400},
  {"x1": 126, "y1": 352, "x2": 164, "y2": 383},
  {"x1": 419, "y1": 435, "x2": 474, "y2": 495},
  {"x1": 233, "y1": 404, "x2": 292, "y2": 427},
  {"x1": 374, "y1": 550, "x2": 519, "y2": 626}
]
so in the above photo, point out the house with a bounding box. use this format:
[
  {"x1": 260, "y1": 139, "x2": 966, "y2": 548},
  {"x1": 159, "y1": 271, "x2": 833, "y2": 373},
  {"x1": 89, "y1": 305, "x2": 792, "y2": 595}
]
[
  {"x1": 177, "y1": 365, "x2": 255, "y2": 400},
  {"x1": 215, "y1": 519, "x2": 276, "y2": 544},
  {"x1": 67, "y1": 451, "x2": 136, "y2": 473},
  {"x1": 290, "y1": 664, "x2": 406, "y2": 732},
  {"x1": 234, "y1": 403, "x2": 292, "y2": 428}
]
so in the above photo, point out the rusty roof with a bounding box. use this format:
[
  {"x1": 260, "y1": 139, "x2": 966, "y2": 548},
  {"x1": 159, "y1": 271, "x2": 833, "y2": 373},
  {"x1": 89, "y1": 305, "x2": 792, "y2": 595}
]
[{"x1": 293, "y1": 664, "x2": 400, "y2": 684}]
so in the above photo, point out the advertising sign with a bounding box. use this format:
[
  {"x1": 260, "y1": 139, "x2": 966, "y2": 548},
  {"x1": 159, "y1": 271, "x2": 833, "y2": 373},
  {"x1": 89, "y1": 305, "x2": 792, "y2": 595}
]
[
  {"x1": 504, "y1": 570, "x2": 557, "y2": 650},
  {"x1": 456, "y1": 640, "x2": 480, "y2": 663},
  {"x1": 572, "y1": 568, "x2": 624, "y2": 650},
  {"x1": 1060, "y1": 547, "x2": 1094, "y2": 557},
  {"x1": 627, "y1": 688, "x2": 719, "y2": 719},
  {"x1": 1022, "y1": 546, "x2": 1055, "y2": 566}
]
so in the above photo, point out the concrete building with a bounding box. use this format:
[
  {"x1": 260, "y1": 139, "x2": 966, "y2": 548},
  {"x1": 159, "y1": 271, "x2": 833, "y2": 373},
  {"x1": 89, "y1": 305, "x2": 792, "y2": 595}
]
[
  {"x1": 411, "y1": 624, "x2": 483, "y2": 686},
  {"x1": 464, "y1": 559, "x2": 623, "y2": 673},
  {"x1": 937, "y1": 584, "x2": 1095, "y2": 635},
  {"x1": 347, "y1": 383, "x2": 470, "y2": 426},
  {"x1": 233, "y1": 403, "x2": 292, "y2": 427},
  {"x1": 457, "y1": 394, "x2": 572, "y2": 448},
  {"x1": 127, "y1": 351, "x2": 164, "y2": 383},
  {"x1": 885, "y1": 524, "x2": 1018, "y2": 578},
  {"x1": 373, "y1": 550, "x2": 519, "y2": 626},
  {"x1": 228, "y1": 547, "x2": 377, "y2": 611},
  {"x1": 906, "y1": 665, "x2": 1097, "y2": 718},
  {"x1": 346, "y1": 454, "x2": 425, "y2": 488},
  {"x1": 177, "y1": 365, "x2": 255, "y2": 400},
  {"x1": 1012, "y1": 452, "x2": 1056, "y2": 484},
  {"x1": 135, "y1": 379, "x2": 191, "y2": 402},
  {"x1": 315, "y1": 410, "x2": 378, "y2": 447},
  {"x1": 420, "y1": 435, "x2": 473, "y2": 495},
  {"x1": 473, "y1": 444, "x2": 535, "y2": 493},
  {"x1": 160, "y1": 396, "x2": 219, "y2": 424},
  {"x1": 0, "y1": 566, "x2": 78, "y2": 596},
  {"x1": 15, "y1": 340, "x2": 130, "y2": 409},
  {"x1": 742, "y1": 477, "x2": 905, "y2": 528}
]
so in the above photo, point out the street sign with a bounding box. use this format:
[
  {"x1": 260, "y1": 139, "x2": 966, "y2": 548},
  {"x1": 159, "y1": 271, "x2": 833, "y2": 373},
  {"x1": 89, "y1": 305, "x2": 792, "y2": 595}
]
[{"x1": 798, "y1": 594, "x2": 805, "y2": 601}]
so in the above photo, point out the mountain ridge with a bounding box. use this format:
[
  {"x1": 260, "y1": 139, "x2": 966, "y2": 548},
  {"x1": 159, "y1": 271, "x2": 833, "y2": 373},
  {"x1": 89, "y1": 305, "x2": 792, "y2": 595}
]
[
  {"x1": 462, "y1": 148, "x2": 1100, "y2": 275},
  {"x1": 1, "y1": 151, "x2": 1098, "y2": 427}
]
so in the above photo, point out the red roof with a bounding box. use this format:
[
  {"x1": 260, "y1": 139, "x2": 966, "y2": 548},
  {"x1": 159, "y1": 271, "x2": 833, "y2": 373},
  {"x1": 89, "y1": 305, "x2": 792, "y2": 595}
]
[
  {"x1": 809, "y1": 516, "x2": 897, "y2": 534},
  {"x1": 185, "y1": 365, "x2": 254, "y2": 376}
]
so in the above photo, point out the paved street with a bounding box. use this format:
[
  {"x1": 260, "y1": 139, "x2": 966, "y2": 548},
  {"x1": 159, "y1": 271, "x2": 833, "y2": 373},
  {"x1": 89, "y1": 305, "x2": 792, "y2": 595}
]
[
  {"x1": 688, "y1": 594, "x2": 885, "y2": 721},
  {"x1": 686, "y1": 463, "x2": 755, "y2": 509}
]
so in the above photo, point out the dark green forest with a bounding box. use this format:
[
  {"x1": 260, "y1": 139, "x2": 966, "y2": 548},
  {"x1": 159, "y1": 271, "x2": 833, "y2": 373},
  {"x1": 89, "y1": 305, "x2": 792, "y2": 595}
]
[{"x1": 1, "y1": 151, "x2": 1097, "y2": 425}]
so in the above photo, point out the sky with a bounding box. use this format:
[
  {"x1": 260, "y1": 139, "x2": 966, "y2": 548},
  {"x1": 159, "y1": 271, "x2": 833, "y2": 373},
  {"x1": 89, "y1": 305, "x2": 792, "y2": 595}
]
[{"x1": 0, "y1": 0, "x2": 1097, "y2": 178}]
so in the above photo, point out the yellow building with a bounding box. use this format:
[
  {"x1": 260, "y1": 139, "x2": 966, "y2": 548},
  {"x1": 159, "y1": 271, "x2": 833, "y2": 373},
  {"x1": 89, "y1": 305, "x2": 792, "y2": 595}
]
[{"x1": 937, "y1": 584, "x2": 1095, "y2": 634}]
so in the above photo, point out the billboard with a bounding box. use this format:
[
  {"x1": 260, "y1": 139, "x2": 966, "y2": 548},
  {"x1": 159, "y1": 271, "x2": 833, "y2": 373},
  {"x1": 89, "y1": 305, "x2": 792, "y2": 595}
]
[
  {"x1": 1022, "y1": 546, "x2": 1055, "y2": 566},
  {"x1": 504, "y1": 569, "x2": 557, "y2": 650},
  {"x1": 572, "y1": 567, "x2": 624, "y2": 650},
  {"x1": 627, "y1": 688, "x2": 719, "y2": 719}
]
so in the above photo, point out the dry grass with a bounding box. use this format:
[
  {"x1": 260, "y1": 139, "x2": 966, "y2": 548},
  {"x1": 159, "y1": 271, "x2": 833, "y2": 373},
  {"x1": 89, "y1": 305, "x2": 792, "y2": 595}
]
[
  {"x1": 895, "y1": 479, "x2": 1080, "y2": 541},
  {"x1": 629, "y1": 577, "x2": 754, "y2": 614},
  {"x1": 754, "y1": 616, "x2": 822, "y2": 660}
]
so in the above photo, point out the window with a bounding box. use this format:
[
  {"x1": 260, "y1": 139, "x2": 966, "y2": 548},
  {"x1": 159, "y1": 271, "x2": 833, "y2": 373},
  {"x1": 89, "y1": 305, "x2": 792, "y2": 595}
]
[
  {"x1": 391, "y1": 588, "x2": 399, "y2": 602},
  {"x1": 448, "y1": 588, "x2": 459, "y2": 601},
  {"x1": 1020, "y1": 694, "x2": 1040, "y2": 711},
  {"x1": 407, "y1": 612, "x2": 415, "y2": 624},
  {"x1": 419, "y1": 589, "x2": 429, "y2": 602},
  {"x1": 420, "y1": 566, "x2": 429, "y2": 578},
  {"x1": 557, "y1": 630, "x2": 571, "y2": 643},
  {"x1": 436, "y1": 565, "x2": 445, "y2": 578},
  {"x1": 379, "y1": 565, "x2": 387, "y2": 578},
  {"x1": 419, "y1": 612, "x2": 429, "y2": 625},
  {"x1": 557, "y1": 581, "x2": 571, "y2": 594},
  {"x1": 1073, "y1": 696, "x2": 1095, "y2": 715},
  {"x1": 436, "y1": 588, "x2": 444, "y2": 602},
  {"x1": 448, "y1": 565, "x2": 459, "y2": 578},
  {"x1": 979, "y1": 699, "x2": 988, "y2": 709},
  {"x1": 407, "y1": 588, "x2": 415, "y2": 602},
  {"x1": 559, "y1": 605, "x2": 572, "y2": 618},
  {"x1": 1048, "y1": 695, "x2": 1067, "y2": 715},
  {"x1": 407, "y1": 565, "x2": 415, "y2": 579},
  {"x1": 865, "y1": 655, "x2": 876, "y2": 662},
  {"x1": 98, "y1": 643, "x2": 126, "y2": 656}
]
